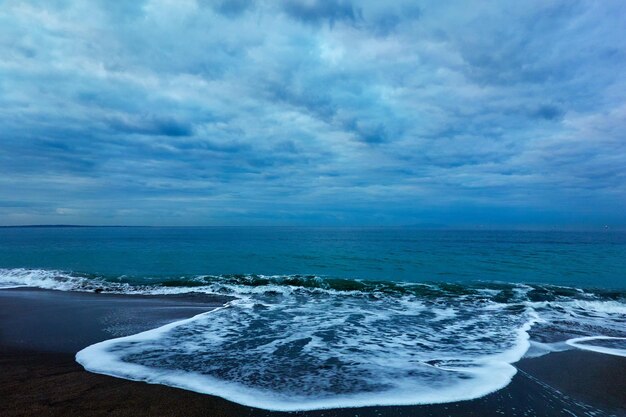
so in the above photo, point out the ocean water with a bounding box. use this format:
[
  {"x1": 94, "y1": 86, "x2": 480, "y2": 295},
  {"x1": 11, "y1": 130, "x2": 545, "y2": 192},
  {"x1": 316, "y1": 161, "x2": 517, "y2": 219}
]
[{"x1": 1, "y1": 227, "x2": 625, "y2": 410}]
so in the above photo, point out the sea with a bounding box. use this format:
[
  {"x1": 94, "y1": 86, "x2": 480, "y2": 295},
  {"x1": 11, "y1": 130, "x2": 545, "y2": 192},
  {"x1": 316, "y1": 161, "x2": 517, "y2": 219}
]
[{"x1": 0, "y1": 227, "x2": 624, "y2": 411}]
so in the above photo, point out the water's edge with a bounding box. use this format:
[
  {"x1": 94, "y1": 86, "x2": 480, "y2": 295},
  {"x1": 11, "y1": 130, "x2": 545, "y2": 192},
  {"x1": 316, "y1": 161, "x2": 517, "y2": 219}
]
[{"x1": 2, "y1": 268, "x2": 625, "y2": 411}]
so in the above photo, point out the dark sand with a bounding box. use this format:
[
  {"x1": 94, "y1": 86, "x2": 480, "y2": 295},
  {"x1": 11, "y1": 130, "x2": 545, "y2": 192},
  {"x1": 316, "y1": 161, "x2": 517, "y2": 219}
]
[{"x1": 1, "y1": 288, "x2": 624, "y2": 417}]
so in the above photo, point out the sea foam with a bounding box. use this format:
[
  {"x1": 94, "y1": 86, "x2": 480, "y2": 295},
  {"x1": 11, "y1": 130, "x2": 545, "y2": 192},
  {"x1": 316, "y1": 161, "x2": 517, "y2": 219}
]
[
  {"x1": 76, "y1": 297, "x2": 536, "y2": 411},
  {"x1": 565, "y1": 336, "x2": 626, "y2": 357}
]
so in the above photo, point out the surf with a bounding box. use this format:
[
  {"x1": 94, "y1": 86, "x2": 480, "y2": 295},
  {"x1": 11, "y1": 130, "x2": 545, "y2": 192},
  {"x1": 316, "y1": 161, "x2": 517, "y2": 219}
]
[{"x1": 2, "y1": 268, "x2": 624, "y2": 411}]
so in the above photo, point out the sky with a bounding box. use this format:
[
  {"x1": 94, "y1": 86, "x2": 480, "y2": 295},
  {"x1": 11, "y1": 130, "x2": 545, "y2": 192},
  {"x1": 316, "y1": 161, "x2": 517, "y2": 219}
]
[{"x1": 1, "y1": 0, "x2": 625, "y2": 227}]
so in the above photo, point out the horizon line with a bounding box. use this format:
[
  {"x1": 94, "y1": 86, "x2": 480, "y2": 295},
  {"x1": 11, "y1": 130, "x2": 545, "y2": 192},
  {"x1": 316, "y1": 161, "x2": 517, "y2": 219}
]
[{"x1": 0, "y1": 224, "x2": 622, "y2": 232}]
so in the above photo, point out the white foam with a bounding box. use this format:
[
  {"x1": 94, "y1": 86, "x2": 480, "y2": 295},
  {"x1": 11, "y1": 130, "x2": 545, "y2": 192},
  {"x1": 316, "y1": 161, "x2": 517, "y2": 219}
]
[
  {"x1": 524, "y1": 341, "x2": 571, "y2": 359},
  {"x1": 565, "y1": 336, "x2": 626, "y2": 357},
  {"x1": 0, "y1": 268, "x2": 360, "y2": 298},
  {"x1": 0, "y1": 267, "x2": 213, "y2": 296},
  {"x1": 527, "y1": 298, "x2": 626, "y2": 343},
  {"x1": 0, "y1": 268, "x2": 129, "y2": 292},
  {"x1": 76, "y1": 293, "x2": 538, "y2": 411},
  {"x1": 0, "y1": 268, "x2": 76, "y2": 290}
]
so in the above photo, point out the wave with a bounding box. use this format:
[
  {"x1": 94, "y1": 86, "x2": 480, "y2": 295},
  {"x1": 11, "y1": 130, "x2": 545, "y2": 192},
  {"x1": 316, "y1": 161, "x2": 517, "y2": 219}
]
[
  {"x1": 1, "y1": 267, "x2": 623, "y2": 301},
  {"x1": 2, "y1": 268, "x2": 625, "y2": 411},
  {"x1": 76, "y1": 303, "x2": 537, "y2": 411},
  {"x1": 565, "y1": 336, "x2": 626, "y2": 357}
]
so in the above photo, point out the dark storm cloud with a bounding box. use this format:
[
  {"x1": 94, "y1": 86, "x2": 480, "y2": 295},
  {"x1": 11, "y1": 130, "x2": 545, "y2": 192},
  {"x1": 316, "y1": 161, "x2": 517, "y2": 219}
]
[
  {"x1": 281, "y1": 0, "x2": 359, "y2": 26},
  {"x1": 532, "y1": 104, "x2": 564, "y2": 121},
  {"x1": 106, "y1": 115, "x2": 194, "y2": 137},
  {"x1": 208, "y1": 0, "x2": 254, "y2": 17}
]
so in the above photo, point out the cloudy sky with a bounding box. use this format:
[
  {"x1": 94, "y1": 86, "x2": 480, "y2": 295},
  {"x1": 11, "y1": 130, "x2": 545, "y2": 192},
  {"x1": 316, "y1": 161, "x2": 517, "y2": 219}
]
[{"x1": 1, "y1": 0, "x2": 625, "y2": 227}]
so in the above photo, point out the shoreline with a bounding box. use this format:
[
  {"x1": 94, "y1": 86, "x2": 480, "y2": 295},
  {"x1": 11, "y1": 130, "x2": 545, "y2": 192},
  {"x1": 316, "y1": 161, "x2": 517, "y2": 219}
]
[{"x1": 1, "y1": 288, "x2": 624, "y2": 416}]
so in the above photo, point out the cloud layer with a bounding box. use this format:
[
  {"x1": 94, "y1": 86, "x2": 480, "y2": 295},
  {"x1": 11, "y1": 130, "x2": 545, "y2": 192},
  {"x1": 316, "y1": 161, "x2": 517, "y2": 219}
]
[{"x1": 1, "y1": 0, "x2": 625, "y2": 226}]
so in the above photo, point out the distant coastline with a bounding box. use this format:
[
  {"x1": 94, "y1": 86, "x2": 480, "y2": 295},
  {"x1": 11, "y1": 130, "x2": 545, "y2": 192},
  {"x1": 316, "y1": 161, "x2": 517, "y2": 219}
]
[{"x1": 0, "y1": 225, "x2": 149, "y2": 228}]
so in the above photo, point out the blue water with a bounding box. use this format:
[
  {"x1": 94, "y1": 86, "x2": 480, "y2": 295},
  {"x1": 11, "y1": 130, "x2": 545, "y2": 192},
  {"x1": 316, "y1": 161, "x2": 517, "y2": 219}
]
[
  {"x1": 0, "y1": 227, "x2": 625, "y2": 289},
  {"x1": 1, "y1": 227, "x2": 625, "y2": 410}
]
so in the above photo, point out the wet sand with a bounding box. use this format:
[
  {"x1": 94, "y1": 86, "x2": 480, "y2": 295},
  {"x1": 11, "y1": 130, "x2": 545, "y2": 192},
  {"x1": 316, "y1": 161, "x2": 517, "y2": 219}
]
[{"x1": 1, "y1": 288, "x2": 624, "y2": 416}]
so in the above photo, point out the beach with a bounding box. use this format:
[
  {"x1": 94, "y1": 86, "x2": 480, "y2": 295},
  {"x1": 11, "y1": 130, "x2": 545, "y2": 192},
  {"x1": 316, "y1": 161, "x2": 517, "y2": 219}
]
[{"x1": 1, "y1": 287, "x2": 624, "y2": 417}]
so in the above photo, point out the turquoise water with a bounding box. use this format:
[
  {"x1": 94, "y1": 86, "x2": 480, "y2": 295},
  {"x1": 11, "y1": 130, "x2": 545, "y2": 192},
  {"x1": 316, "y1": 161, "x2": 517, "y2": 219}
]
[
  {"x1": 0, "y1": 227, "x2": 625, "y2": 289},
  {"x1": 1, "y1": 227, "x2": 625, "y2": 410}
]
